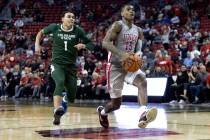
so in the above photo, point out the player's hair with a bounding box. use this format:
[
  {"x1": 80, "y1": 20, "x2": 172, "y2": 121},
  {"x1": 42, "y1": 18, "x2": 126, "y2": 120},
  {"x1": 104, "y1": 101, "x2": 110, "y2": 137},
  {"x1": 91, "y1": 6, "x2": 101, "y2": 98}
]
[
  {"x1": 61, "y1": 11, "x2": 75, "y2": 18},
  {"x1": 121, "y1": 4, "x2": 133, "y2": 12}
]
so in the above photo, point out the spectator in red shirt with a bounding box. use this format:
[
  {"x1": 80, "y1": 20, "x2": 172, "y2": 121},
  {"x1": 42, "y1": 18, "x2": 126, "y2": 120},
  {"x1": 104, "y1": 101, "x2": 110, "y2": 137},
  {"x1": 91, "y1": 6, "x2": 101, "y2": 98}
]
[
  {"x1": 14, "y1": 74, "x2": 30, "y2": 98},
  {"x1": 91, "y1": 72, "x2": 107, "y2": 100},
  {"x1": 155, "y1": 54, "x2": 173, "y2": 75},
  {"x1": 14, "y1": 67, "x2": 31, "y2": 98},
  {"x1": 32, "y1": 72, "x2": 41, "y2": 99}
]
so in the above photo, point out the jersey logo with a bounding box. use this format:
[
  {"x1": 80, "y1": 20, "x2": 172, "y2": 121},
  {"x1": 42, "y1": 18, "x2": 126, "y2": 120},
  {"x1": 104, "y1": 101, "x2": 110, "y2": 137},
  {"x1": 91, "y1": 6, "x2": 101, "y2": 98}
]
[
  {"x1": 58, "y1": 34, "x2": 76, "y2": 40},
  {"x1": 123, "y1": 34, "x2": 138, "y2": 51}
]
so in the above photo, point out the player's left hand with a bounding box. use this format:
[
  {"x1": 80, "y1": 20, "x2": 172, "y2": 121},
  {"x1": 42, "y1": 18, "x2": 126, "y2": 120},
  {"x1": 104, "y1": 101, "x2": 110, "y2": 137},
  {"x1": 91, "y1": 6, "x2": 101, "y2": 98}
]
[
  {"x1": 134, "y1": 53, "x2": 140, "y2": 61},
  {"x1": 74, "y1": 43, "x2": 86, "y2": 50}
]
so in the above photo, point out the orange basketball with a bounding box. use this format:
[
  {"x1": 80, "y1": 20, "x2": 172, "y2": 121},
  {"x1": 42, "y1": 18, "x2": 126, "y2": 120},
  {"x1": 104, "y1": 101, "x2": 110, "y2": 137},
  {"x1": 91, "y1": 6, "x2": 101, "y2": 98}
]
[{"x1": 122, "y1": 54, "x2": 143, "y2": 72}]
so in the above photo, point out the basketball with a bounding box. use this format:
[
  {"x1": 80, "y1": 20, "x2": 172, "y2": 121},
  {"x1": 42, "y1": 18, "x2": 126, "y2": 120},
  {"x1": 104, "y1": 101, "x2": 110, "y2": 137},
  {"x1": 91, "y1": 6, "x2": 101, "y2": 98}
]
[{"x1": 122, "y1": 54, "x2": 144, "y2": 72}]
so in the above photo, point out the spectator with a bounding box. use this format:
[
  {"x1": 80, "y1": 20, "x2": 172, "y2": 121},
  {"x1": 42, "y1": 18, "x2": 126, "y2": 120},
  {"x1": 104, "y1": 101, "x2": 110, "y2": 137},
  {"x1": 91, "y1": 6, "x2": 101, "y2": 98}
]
[
  {"x1": 0, "y1": 76, "x2": 6, "y2": 100},
  {"x1": 190, "y1": 10, "x2": 200, "y2": 29},
  {"x1": 9, "y1": 1, "x2": 17, "y2": 18},
  {"x1": 203, "y1": 74, "x2": 210, "y2": 102},
  {"x1": 4, "y1": 67, "x2": 17, "y2": 97},
  {"x1": 192, "y1": 53, "x2": 202, "y2": 66},
  {"x1": 178, "y1": 40, "x2": 188, "y2": 60},
  {"x1": 183, "y1": 29, "x2": 192, "y2": 41},
  {"x1": 14, "y1": 19, "x2": 24, "y2": 29},
  {"x1": 161, "y1": 25, "x2": 170, "y2": 50},
  {"x1": 183, "y1": 52, "x2": 193, "y2": 67},
  {"x1": 26, "y1": 46, "x2": 34, "y2": 58},
  {"x1": 0, "y1": 38, "x2": 5, "y2": 54},
  {"x1": 15, "y1": 30, "x2": 26, "y2": 54},
  {"x1": 77, "y1": 70, "x2": 92, "y2": 100},
  {"x1": 86, "y1": 10, "x2": 94, "y2": 22},
  {"x1": 207, "y1": 4, "x2": 210, "y2": 19},
  {"x1": 189, "y1": 65, "x2": 209, "y2": 103},
  {"x1": 170, "y1": 65, "x2": 189, "y2": 104},
  {"x1": 46, "y1": 0, "x2": 54, "y2": 6},
  {"x1": 44, "y1": 71, "x2": 54, "y2": 100},
  {"x1": 14, "y1": 67, "x2": 31, "y2": 98},
  {"x1": 149, "y1": 66, "x2": 167, "y2": 77},
  {"x1": 84, "y1": 57, "x2": 96, "y2": 75},
  {"x1": 205, "y1": 53, "x2": 210, "y2": 72},
  {"x1": 91, "y1": 72, "x2": 106, "y2": 100},
  {"x1": 31, "y1": 72, "x2": 41, "y2": 99},
  {"x1": 191, "y1": 46, "x2": 200, "y2": 59},
  {"x1": 188, "y1": 65, "x2": 198, "y2": 85}
]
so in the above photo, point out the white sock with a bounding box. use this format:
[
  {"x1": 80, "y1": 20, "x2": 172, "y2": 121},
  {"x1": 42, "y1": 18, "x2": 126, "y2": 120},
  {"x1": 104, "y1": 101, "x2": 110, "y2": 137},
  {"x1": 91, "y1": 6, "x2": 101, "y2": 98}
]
[
  {"x1": 63, "y1": 96, "x2": 68, "y2": 103},
  {"x1": 101, "y1": 109, "x2": 108, "y2": 116},
  {"x1": 140, "y1": 105, "x2": 147, "y2": 111}
]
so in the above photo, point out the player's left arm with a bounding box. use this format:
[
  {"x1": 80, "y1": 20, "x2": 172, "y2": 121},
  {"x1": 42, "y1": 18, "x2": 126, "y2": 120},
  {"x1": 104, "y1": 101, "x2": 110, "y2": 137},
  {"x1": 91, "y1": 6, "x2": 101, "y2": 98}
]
[
  {"x1": 134, "y1": 27, "x2": 144, "y2": 60},
  {"x1": 75, "y1": 27, "x2": 94, "y2": 51}
]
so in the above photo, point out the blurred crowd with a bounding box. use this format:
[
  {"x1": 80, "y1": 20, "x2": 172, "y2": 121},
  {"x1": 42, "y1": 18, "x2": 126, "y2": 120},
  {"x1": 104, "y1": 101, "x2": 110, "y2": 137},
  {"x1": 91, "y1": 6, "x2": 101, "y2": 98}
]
[{"x1": 0, "y1": 0, "x2": 210, "y2": 104}]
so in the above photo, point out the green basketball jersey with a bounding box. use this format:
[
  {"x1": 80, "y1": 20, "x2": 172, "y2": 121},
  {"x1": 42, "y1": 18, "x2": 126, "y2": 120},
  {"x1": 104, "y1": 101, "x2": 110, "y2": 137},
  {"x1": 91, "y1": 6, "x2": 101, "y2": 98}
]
[{"x1": 42, "y1": 23, "x2": 93, "y2": 65}]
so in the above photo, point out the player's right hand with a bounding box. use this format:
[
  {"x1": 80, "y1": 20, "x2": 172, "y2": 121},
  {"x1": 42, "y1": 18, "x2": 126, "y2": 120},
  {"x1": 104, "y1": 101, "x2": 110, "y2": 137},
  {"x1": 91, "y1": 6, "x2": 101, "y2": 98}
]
[
  {"x1": 74, "y1": 43, "x2": 85, "y2": 50},
  {"x1": 134, "y1": 53, "x2": 140, "y2": 61},
  {"x1": 35, "y1": 44, "x2": 41, "y2": 55}
]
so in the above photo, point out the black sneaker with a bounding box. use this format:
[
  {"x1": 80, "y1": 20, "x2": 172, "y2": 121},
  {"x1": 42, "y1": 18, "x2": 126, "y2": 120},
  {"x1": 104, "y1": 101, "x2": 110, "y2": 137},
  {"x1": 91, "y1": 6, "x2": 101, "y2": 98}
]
[
  {"x1": 53, "y1": 106, "x2": 65, "y2": 125},
  {"x1": 97, "y1": 106, "x2": 109, "y2": 128}
]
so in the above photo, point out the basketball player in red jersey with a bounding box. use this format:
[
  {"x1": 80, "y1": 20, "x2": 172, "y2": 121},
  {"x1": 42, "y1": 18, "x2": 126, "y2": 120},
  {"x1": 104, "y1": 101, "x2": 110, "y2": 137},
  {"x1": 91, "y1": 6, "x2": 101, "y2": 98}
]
[{"x1": 97, "y1": 4, "x2": 158, "y2": 128}]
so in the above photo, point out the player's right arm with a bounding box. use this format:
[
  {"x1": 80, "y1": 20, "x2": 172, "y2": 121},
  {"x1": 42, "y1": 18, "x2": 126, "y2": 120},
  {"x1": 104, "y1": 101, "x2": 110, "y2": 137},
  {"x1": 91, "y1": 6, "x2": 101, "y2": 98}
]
[
  {"x1": 102, "y1": 21, "x2": 129, "y2": 60},
  {"x1": 35, "y1": 30, "x2": 44, "y2": 55},
  {"x1": 35, "y1": 23, "x2": 56, "y2": 55}
]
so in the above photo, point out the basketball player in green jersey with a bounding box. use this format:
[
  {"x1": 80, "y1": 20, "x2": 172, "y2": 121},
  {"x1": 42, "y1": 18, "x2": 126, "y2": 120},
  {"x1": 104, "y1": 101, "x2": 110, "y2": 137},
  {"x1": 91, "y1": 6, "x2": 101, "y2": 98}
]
[{"x1": 35, "y1": 11, "x2": 94, "y2": 125}]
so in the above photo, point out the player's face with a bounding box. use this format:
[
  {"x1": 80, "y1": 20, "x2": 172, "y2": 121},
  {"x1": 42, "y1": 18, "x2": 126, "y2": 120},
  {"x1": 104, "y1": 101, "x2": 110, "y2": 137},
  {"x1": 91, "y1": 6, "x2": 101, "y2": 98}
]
[
  {"x1": 121, "y1": 5, "x2": 135, "y2": 21},
  {"x1": 62, "y1": 12, "x2": 75, "y2": 28}
]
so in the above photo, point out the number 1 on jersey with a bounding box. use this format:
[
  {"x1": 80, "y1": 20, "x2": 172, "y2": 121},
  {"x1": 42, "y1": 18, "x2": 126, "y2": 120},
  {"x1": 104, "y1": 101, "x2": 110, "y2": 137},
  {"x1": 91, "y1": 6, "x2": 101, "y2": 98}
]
[{"x1": 64, "y1": 41, "x2": 67, "y2": 51}]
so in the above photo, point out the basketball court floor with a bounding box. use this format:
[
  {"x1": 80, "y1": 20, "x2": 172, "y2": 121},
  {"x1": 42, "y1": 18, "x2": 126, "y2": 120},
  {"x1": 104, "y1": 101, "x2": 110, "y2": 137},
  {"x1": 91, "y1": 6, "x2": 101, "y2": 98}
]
[{"x1": 0, "y1": 99, "x2": 210, "y2": 140}]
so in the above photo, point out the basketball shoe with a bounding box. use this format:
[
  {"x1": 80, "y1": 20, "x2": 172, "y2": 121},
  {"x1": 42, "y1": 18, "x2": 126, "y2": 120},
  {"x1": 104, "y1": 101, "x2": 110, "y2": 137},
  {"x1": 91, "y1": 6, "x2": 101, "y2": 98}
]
[
  {"x1": 53, "y1": 106, "x2": 65, "y2": 125},
  {"x1": 138, "y1": 107, "x2": 157, "y2": 128},
  {"x1": 97, "y1": 106, "x2": 109, "y2": 128}
]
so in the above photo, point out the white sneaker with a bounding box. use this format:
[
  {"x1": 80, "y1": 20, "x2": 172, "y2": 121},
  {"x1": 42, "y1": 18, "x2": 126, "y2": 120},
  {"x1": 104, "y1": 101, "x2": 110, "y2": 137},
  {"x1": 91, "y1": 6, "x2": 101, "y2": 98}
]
[
  {"x1": 44, "y1": 97, "x2": 49, "y2": 101},
  {"x1": 0, "y1": 96, "x2": 6, "y2": 101},
  {"x1": 179, "y1": 99, "x2": 186, "y2": 104},
  {"x1": 169, "y1": 100, "x2": 178, "y2": 104},
  {"x1": 138, "y1": 107, "x2": 158, "y2": 128}
]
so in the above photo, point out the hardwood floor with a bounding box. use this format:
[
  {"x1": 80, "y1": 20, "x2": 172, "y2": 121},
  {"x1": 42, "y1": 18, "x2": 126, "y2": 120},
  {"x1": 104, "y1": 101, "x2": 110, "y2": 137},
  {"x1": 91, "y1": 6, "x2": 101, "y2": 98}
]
[{"x1": 0, "y1": 99, "x2": 210, "y2": 140}]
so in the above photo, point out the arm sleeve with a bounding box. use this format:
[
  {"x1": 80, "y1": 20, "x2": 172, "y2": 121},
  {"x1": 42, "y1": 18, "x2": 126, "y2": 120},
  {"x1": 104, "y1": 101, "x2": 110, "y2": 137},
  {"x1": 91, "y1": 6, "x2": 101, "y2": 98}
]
[
  {"x1": 135, "y1": 39, "x2": 142, "y2": 55},
  {"x1": 78, "y1": 27, "x2": 94, "y2": 51},
  {"x1": 135, "y1": 27, "x2": 143, "y2": 55},
  {"x1": 42, "y1": 23, "x2": 57, "y2": 34}
]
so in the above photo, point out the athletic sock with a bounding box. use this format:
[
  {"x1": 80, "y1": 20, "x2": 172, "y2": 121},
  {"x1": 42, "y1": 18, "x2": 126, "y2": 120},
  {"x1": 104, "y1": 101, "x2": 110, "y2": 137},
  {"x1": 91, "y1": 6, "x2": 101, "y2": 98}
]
[{"x1": 101, "y1": 109, "x2": 108, "y2": 116}]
